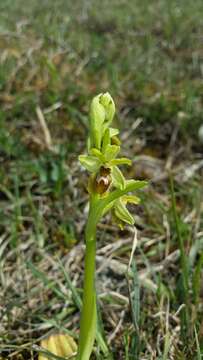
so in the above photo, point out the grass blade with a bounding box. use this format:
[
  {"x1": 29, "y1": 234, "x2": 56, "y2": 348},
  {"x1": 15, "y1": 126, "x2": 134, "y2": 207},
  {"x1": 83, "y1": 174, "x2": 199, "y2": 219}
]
[{"x1": 169, "y1": 174, "x2": 190, "y2": 337}]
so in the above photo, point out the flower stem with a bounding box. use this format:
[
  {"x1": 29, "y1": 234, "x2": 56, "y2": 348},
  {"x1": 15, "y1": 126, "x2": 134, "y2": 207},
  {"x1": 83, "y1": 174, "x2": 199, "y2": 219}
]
[{"x1": 77, "y1": 203, "x2": 97, "y2": 360}]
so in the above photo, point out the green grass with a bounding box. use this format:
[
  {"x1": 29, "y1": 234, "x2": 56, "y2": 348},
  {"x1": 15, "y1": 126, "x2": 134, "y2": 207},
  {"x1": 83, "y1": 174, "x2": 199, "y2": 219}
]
[{"x1": 0, "y1": 0, "x2": 203, "y2": 359}]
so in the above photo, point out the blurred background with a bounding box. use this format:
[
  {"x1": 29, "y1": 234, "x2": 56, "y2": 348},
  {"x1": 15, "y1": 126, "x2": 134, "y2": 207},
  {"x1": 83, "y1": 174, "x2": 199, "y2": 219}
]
[{"x1": 0, "y1": 1, "x2": 203, "y2": 359}]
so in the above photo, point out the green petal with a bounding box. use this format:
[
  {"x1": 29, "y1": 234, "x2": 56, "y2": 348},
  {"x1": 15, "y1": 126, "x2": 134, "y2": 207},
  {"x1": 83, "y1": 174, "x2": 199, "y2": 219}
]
[
  {"x1": 125, "y1": 179, "x2": 147, "y2": 188},
  {"x1": 111, "y1": 166, "x2": 125, "y2": 190},
  {"x1": 110, "y1": 158, "x2": 132, "y2": 166},
  {"x1": 109, "y1": 127, "x2": 119, "y2": 137},
  {"x1": 102, "y1": 128, "x2": 111, "y2": 153},
  {"x1": 79, "y1": 155, "x2": 101, "y2": 173},
  {"x1": 114, "y1": 199, "x2": 135, "y2": 225},
  {"x1": 122, "y1": 194, "x2": 140, "y2": 205}
]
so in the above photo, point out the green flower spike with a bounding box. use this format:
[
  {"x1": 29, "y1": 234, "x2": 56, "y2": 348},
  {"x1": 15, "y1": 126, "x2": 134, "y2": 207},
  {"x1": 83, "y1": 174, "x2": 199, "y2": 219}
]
[
  {"x1": 77, "y1": 93, "x2": 147, "y2": 360},
  {"x1": 79, "y1": 94, "x2": 131, "y2": 192}
]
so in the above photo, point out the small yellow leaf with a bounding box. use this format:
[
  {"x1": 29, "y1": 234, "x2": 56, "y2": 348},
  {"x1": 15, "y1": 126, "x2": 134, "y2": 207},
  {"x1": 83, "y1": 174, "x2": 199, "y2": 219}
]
[{"x1": 38, "y1": 333, "x2": 77, "y2": 360}]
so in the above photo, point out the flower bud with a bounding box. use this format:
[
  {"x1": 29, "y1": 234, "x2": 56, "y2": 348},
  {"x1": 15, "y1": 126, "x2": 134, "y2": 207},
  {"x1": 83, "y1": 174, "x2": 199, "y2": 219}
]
[
  {"x1": 89, "y1": 93, "x2": 115, "y2": 150},
  {"x1": 100, "y1": 92, "x2": 115, "y2": 124}
]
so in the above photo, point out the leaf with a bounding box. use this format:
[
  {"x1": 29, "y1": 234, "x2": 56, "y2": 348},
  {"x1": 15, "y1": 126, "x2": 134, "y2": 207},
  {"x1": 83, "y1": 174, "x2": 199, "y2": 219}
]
[
  {"x1": 192, "y1": 251, "x2": 203, "y2": 304},
  {"x1": 58, "y1": 259, "x2": 82, "y2": 310},
  {"x1": 194, "y1": 326, "x2": 201, "y2": 360},
  {"x1": 163, "y1": 332, "x2": 171, "y2": 360},
  {"x1": 114, "y1": 199, "x2": 134, "y2": 225},
  {"x1": 27, "y1": 261, "x2": 67, "y2": 302},
  {"x1": 129, "y1": 260, "x2": 140, "y2": 359},
  {"x1": 111, "y1": 166, "x2": 125, "y2": 190},
  {"x1": 38, "y1": 333, "x2": 77, "y2": 360},
  {"x1": 95, "y1": 302, "x2": 110, "y2": 357},
  {"x1": 79, "y1": 155, "x2": 101, "y2": 173},
  {"x1": 77, "y1": 292, "x2": 97, "y2": 360}
]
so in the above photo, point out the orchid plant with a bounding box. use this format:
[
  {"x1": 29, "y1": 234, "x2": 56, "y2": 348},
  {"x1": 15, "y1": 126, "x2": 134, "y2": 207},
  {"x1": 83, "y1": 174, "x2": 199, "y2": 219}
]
[{"x1": 77, "y1": 93, "x2": 147, "y2": 360}]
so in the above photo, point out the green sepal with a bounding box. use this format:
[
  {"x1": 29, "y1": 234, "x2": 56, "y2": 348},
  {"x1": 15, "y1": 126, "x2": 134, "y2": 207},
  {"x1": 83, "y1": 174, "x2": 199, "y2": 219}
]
[
  {"x1": 114, "y1": 199, "x2": 135, "y2": 225},
  {"x1": 90, "y1": 148, "x2": 105, "y2": 162},
  {"x1": 112, "y1": 212, "x2": 125, "y2": 230},
  {"x1": 79, "y1": 155, "x2": 101, "y2": 173},
  {"x1": 111, "y1": 166, "x2": 125, "y2": 190},
  {"x1": 101, "y1": 180, "x2": 147, "y2": 210},
  {"x1": 89, "y1": 94, "x2": 105, "y2": 149},
  {"x1": 102, "y1": 128, "x2": 111, "y2": 153},
  {"x1": 101, "y1": 199, "x2": 116, "y2": 217},
  {"x1": 104, "y1": 144, "x2": 120, "y2": 162},
  {"x1": 100, "y1": 92, "x2": 115, "y2": 124},
  {"x1": 125, "y1": 179, "x2": 146, "y2": 188}
]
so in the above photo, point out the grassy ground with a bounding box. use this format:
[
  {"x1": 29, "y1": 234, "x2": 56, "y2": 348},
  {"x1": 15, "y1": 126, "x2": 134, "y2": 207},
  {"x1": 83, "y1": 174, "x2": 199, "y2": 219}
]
[{"x1": 0, "y1": 0, "x2": 203, "y2": 359}]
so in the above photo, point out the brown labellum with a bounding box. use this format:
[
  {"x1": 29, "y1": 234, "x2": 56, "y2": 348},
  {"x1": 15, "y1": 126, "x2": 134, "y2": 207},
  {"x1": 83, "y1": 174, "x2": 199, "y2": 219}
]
[{"x1": 95, "y1": 166, "x2": 111, "y2": 194}]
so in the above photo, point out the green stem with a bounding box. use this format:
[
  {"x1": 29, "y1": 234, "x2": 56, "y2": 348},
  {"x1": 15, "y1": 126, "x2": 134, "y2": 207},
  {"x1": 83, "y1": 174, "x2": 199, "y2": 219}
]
[{"x1": 77, "y1": 201, "x2": 98, "y2": 360}]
